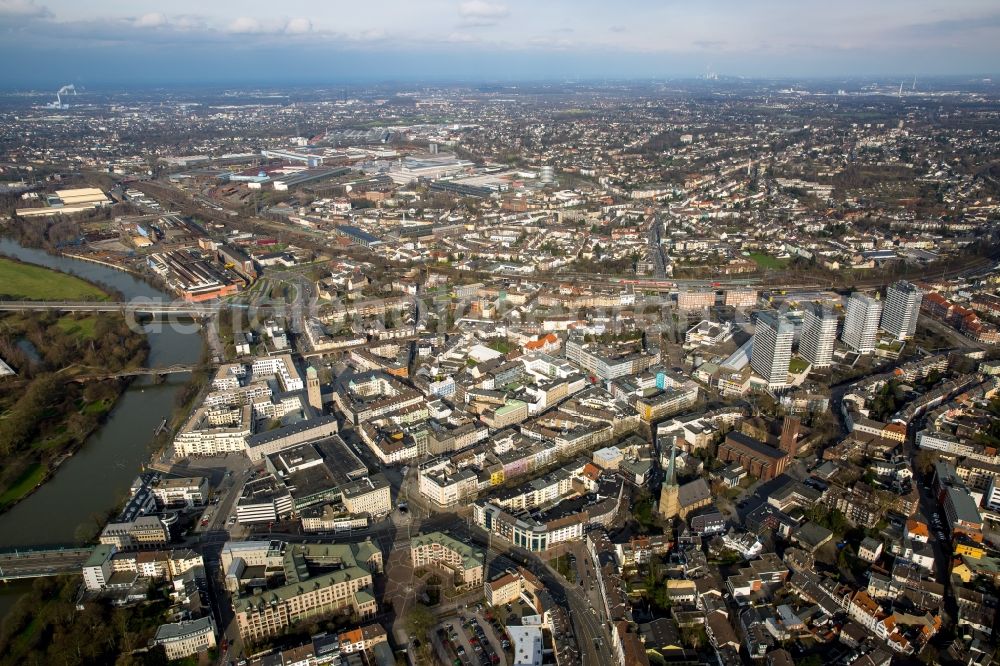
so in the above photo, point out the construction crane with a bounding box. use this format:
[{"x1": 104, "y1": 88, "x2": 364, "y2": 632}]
[{"x1": 46, "y1": 84, "x2": 76, "y2": 109}]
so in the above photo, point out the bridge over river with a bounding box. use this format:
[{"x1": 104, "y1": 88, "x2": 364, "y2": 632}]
[
  {"x1": 66, "y1": 363, "x2": 214, "y2": 381},
  {"x1": 0, "y1": 546, "x2": 95, "y2": 582},
  {"x1": 0, "y1": 300, "x2": 221, "y2": 315}
]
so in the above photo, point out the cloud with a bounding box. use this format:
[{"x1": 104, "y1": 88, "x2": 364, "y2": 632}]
[
  {"x1": 894, "y1": 12, "x2": 1000, "y2": 39},
  {"x1": 228, "y1": 16, "x2": 267, "y2": 34},
  {"x1": 458, "y1": 0, "x2": 508, "y2": 27},
  {"x1": 226, "y1": 15, "x2": 315, "y2": 36},
  {"x1": 284, "y1": 18, "x2": 312, "y2": 35},
  {"x1": 692, "y1": 40, "x2": 726, "y2": 50},
  {"x1": 0, "y1": 0, "x2": 51, "y2": 18},
  {"x1": 170, "y1": 15, "x2": 207, "y2": 31},
  {"x1": 353, "y1": 28, "x2": 387, "y2": 42},
  {"x1": 133, "y1": 12, "x2": 167, "y2": 29},
  {"x1": 459, "y1": 1, "x2": 508, "y2": 19},
  {"x1": 528, "y1": 35, "x2": 574, "y2": 49},
  {"x1": 445, "y1": 31, "x2": 478, "y2": 43}
]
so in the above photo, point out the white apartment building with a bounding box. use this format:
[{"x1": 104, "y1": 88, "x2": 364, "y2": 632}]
[
  {"x1": 564, "y1": 339, "x2": 656, "y2": 381},
  {"x1": 985, "y1": 476, "x2": 1000, "y2": 512},
  {"x1": 881, "y1": 281, "x2": 922, "y2": 340},
  {"x1": 151, "y1": 617, "x2": 217, "y2": 661},
  {"x1": 342, "y1": 475, "x2": 393, "y2": 518},
  {"x1": 410, "y1": 531, "x2": 485, "y2": 587},
  {"x1": 83, "y1": 544, "x2": 116, "y2": 591},
  {"x1": 150, "y1": 476, "x2": 209, "y2": 508},
  {"x1": 174, "y1": 405, "x2": 252, "y2": 457},
  {"x1": 799, "y1": 302, "x2": 838, "y2": 368},
  {"x1": 418, "y1": 460, "x2": 479, "y2": 508},
  {"x1": 750, "y1": 311, "x2": 794, "y2": 389},
  {"x1": 842, "y1": 293, "x2": 883, "y2": 353},
  {"x1": 251, "y1": 354, "x2": 304, "y2": 392}
]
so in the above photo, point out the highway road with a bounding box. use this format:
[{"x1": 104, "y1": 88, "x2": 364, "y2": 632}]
[
  {"x1": 0, "y1": 299, "x2": 219, "y2": 314},
  {"x1": 0, "y1": 547, "x2": 93, "y2": 580},
  {"x1": 533, "y1": 554, "x2": 614, "y2": 665},
  {"x1": 648, "y1": 217, "x2": 668, "y2": 280}
]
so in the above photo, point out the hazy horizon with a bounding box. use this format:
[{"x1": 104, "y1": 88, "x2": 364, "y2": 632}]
[{"x1": 0, "y1": 0, "x2": 998, "y2": 86}]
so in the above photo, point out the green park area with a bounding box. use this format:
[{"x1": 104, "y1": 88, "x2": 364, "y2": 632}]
[
  {"x1": 55, "y1": 315, "x2": 99, "y2": 339},
  {"x1": 0, "y1": 260, "x2": 147, "y2": 512},
  {"x1": 0, "y1": 462, "x2": 45, "y2": 507},
  {"x1": 748, "y1": 252, "x2": 789, "y2": 270},
  {"x1": 789, "y1": 357, "x2": 810, "y2": 374},
  {"x1": 0, "y1": 256, "x2": 107, "y2": 300}
]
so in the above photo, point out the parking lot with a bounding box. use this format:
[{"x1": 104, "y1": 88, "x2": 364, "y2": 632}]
[{"x1": 433, "y1": 610, "x2": 510, "y2": 666}]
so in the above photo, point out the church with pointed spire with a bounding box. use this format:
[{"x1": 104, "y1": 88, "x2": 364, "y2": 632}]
[
  {"x1": 658, "y1": 436, "x2": 680, "y2": 521},
  {"x1": 658, "y1": 435, "x2": 713, "y2": 522}
]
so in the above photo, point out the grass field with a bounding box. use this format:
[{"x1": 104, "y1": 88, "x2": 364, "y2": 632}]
[
  {"x1": 80, "y1": 398, "x2": 112, "y2": 415},
  {"x1": 789, "y1": 357, "x2": 810, "y2": 374},
  {"x1": 0, "y1": 257, "x2": 107, "y2": 301},
  {"x1": 56, "y1": 315, "x2": 98, "y2": 339},
  {"x1": 0, "y1": 463, "x2": 45, "y2": 508},
  {"x1": 748, "y1": 252, "x2": 789, "y2": 270}
]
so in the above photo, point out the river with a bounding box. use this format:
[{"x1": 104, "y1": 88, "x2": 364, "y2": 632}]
[{"x1": 0, "y1": 239, "x2": 204, "y2": 618}]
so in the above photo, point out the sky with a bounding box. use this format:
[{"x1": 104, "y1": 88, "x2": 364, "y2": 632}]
[{"x1": 0, "y1": 0, "x2": 998, "y2": 86}]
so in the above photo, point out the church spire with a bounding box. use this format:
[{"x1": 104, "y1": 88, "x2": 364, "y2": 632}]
[
  {"x1": 665, "y1": 436, "x2": 678, "y2": 487},
  {"x1": 658, "y1": 436, "x2": 681, "y2": 521}
]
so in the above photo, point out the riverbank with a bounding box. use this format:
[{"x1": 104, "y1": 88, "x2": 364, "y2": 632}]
[
  {"x1": 62, "y1": 252, "x2": 142, "y2": 276},
  {"x1": 0, "y1": 375, "x2": 137, "y2": 516},
  {"x1": 2, "y1": 220, "x2": 175, "y2": 296},
  {"x1": 0, "y1": 238, "x2": 205, "y2": 548},
  {"x1": 0, "y1": 310, "x2": 149, "y2": 514},
  {"x1": 0, "y1": 255, "x2": 109, "y2": 301}
]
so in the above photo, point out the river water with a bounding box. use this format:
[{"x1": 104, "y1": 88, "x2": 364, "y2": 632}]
[{"x1": 0, "y1": 239, "x2": 203, "y2": 617}]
